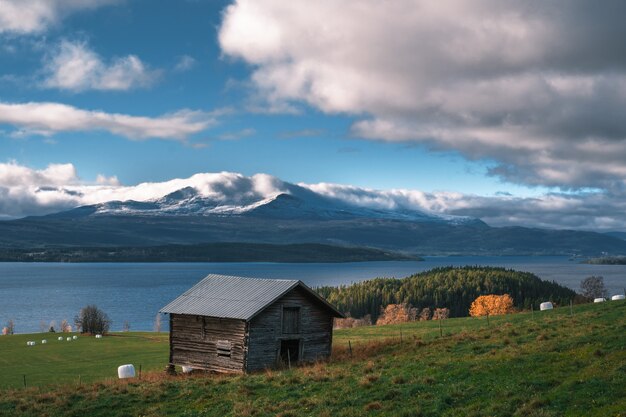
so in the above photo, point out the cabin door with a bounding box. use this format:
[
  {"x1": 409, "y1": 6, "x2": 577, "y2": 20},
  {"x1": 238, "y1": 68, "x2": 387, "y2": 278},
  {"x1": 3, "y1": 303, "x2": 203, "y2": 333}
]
[{"x1": 280, "y1": 339, "x2": 300, "y2": 364}]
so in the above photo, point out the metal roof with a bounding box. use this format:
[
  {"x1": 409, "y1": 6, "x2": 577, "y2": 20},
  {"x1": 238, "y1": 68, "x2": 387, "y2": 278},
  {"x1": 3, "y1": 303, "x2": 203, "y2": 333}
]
[{"x1": 160, "y1": 273, "x2": 344, "y2": 320}]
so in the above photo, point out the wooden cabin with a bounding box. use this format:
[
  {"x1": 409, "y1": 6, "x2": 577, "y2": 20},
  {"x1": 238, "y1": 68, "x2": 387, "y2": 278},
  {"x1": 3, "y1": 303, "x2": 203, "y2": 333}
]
[{"x1": 160, "y1": 274, "x2": 344, "y2": 373}]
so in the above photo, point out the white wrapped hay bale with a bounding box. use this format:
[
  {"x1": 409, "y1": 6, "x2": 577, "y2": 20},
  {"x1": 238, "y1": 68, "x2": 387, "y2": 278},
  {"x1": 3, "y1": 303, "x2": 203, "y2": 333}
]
[
  {"x1": 117, "y1": 364, "x2": 135, "y2": 379},
  {"x1": 611, "y1": 294, "x2": 625, "y2": 301},
  {"x1": 95, "y1": 334, "x2": 102, "y2": 339},
  {"x1": 41, "y1": 339, "x2": 47, "y2": 344},
  {"x1": 181, "y1": 366, "x2": 194, "y2": 374},
  {"x1": 539, "y1": 302, "x2": 553, "y2": 311},
  {"x1": 66, "y1": 337, "x2": 72, "y2": 341},
  {"x1": 58, "y1": 336, "x2": 64, "y2": 341},
  {"x1": 27, "y1": 341, "x2": 35, "y2": 346},
  {"x1": 594, "y1": 298, "x2": 606, "y2": 303},
  {"x1": 72, "y1": 335, "x2": 78, "y2": 340}
]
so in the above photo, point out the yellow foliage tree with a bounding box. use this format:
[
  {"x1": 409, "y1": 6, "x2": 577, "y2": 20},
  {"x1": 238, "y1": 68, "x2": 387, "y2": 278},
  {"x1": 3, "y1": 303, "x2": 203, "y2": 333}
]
[
  {"x1": 376, "y1": 304, "x2": 411, "y2": 325},
  {"x1": 469, "y1": 294, "x2": 514, "y2": 317}
]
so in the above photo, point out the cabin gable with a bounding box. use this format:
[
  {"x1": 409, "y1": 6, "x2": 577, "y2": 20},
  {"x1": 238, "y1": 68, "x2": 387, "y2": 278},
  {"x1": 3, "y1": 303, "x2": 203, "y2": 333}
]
[{"x1": 246, "y1": 285, "x2": 335, "y2": 372}]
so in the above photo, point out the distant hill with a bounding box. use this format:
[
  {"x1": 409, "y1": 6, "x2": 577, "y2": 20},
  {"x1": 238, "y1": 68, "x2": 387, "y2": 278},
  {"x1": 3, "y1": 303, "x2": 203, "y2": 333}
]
[
  {"x1": 317, "y1": 266, "x2": 579, "y2": 319},
  {"x1": 0, "y1": 242, "x2": 417, "y2": 263},
  {"x1": 1, "y1": 183, "x2": 626, "y2": 256},
  {"x1": 605, "y1": 231, "x2": 626, "y2": 241}
]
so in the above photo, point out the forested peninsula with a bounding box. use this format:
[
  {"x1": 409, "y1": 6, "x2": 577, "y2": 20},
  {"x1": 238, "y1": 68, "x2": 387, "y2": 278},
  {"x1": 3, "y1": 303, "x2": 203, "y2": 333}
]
[{"x1": 317, "y1": 266, "x2": 579, "y2": 320}]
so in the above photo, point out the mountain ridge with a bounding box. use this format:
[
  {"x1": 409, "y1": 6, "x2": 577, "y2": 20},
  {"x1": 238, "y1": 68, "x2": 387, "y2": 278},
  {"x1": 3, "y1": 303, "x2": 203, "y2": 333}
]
[{"x1": 1, "y1": 184, "x2": 625, "y2": 256}]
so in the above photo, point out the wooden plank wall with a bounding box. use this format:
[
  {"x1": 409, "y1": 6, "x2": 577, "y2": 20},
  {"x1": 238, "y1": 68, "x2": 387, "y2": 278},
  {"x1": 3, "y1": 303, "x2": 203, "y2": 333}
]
[
  {"x1": 246, "y1": 286, "x2": 334, "y2": 372},
  {"x1": 170, "y1": 314, "x2": 247, "y2": 373}
]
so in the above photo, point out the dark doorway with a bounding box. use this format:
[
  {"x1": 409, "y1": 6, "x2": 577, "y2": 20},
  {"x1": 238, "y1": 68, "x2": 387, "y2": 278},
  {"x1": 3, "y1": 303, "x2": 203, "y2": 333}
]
[{"x1": 280, "y1": 339, "x2": 300, "y2": 364}]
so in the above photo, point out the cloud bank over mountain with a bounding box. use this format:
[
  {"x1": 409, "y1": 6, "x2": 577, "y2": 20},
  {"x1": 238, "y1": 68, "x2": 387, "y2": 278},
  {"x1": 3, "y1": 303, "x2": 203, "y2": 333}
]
[
  {"x1": 1, "y1": 162, "x2": 625, "y2": 231},
  {"x1": 219, "y1": 0, "x2": 626, "y2": 191}
]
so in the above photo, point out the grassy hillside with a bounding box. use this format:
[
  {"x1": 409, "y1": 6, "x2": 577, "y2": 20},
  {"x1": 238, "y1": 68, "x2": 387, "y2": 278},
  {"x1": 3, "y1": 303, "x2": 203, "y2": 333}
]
[
  {"x1": 0, "y1": 301, "x2": 625, "y2": 416},
  {"x1": 0, "y1": 332, "x2": 168, "y2": 389}
]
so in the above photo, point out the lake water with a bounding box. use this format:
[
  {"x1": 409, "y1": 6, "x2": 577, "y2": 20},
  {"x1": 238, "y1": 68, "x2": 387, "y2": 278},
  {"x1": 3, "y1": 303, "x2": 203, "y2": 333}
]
[{"x1": 1, "y1": 257, "x2": 625, "y2": 333}]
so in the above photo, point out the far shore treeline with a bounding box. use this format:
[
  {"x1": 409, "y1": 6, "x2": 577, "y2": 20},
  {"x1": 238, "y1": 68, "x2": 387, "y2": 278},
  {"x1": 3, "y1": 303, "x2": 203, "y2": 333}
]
[{"x1": 317, "y1": 266, "x2": 579, "y2": 320}]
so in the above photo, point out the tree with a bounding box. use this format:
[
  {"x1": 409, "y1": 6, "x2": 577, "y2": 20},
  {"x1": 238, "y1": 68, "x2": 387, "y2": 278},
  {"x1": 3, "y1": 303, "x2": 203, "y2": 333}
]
[
  {"x1": 580, "y1": 276, "x2": 607, "y2": 299},
  {"x1": 74, "y1": 305, "x2": 111, "y2": 335},
  {"x1": 376, "y1": 304, "x2": 411, "y2": 325},
  {"x1": 419, "y1": 307, "x2": 432, "y2": 321},
  {"x1": 433, "y1": 308, "x2": 450, "y2": 320},
  {"x1": 5, "y1": 319, "x2": 15, "y2": 335},
  {"x1": 469, "y1": 294, "x2": 514, "y2": 317},
  {"x1": 60, "y1": 319, "x2": 71, "y2": 333}
]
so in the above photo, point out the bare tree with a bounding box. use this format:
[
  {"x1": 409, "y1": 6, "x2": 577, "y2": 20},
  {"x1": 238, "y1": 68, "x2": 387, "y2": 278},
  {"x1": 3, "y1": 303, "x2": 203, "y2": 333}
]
[
  {"x1": 433, "y1": 308, "x2": 450, "y2": 320},
  {"x1": 5, "y1": 319, "x2": 15, "y2": 335},
  {"x1": 74, "y1": 305, "x2": 111, "y2": 335},
  {"x1": 580, "y1": 276, "x2": 608, "y2": 299},
  {"x1": 60, "y1": 319, "x2": 70, "y2": 333},
  {"x1": 153, "y1": 313, "x2": 162, "y2": 333},
  {"x1": 49, "y1": 320, "x2": 57, "y2": 332}
]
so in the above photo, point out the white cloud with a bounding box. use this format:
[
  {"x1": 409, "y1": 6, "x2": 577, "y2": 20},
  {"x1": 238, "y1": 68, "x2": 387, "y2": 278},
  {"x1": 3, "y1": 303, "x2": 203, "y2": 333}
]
[
  {"x1": 0, "y1": 101, "x2": 218, "y2": 140},
  {"x1": 43, "y1": 40, "x2": 158, "y2": 92},
  {"x1": 219, "y1": 0, "x2": 626, "y2": 190},
  {"x1": 0, "y1": 0, "x2": 118, "y2": 35},
  {"x1": 2, "y1": 162, "x2": 626, "y2": 231},
  {"x1": 174, "y1": 55, "x2": 196, "y2": 72}
]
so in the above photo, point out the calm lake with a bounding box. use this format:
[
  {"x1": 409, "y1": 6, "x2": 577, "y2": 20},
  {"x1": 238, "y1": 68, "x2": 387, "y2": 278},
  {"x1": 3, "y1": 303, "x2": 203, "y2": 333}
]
[{"x1": 1, "y1": 256, "x2": 625, "y2": 333}]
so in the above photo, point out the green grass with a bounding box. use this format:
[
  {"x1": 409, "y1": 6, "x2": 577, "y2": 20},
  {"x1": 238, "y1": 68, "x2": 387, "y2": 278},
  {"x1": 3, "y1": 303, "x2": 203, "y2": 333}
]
[
  {"x1": 1, "y1": 302, "x2": 625, "y2": 417},
  {"x1": 0, "y1": 332, "x2": 168, "y2": 389}
]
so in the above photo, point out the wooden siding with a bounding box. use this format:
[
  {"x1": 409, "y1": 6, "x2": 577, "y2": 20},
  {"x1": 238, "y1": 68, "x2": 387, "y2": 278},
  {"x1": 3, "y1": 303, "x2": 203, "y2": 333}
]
[
  {"x1": 169, "y1": 314, "x2": 247, "y2": 373},
  {"x1": 246, "y1": 286, "x2": 335, "y2": 372}
]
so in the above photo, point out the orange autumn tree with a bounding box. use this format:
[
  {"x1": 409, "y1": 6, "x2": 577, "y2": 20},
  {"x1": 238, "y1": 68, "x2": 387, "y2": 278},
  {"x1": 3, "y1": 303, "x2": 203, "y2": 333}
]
[
  {"x1": 469, "y1": 294, "x2": 514, "y2": 317},
  {"x1": 376, "y1": 304, "x2": 411, "y2": 325}
]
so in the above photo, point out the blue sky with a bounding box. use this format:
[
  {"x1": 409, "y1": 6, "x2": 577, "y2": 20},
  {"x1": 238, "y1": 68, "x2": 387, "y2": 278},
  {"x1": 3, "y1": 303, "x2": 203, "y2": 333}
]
[
  {"x1": 0, "y1": 0, "x2": 543, "y2": 195},
  {"x1": 1, "y1": 0, "x2": 625, "y2": 230}
]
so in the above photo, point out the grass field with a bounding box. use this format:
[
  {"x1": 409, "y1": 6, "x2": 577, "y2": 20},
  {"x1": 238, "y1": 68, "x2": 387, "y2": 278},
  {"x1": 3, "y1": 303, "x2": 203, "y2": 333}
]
[
  {"x1": 0, "y1": 301, "x2": 624, "y2": 416},
  {"x1": 0, "y1": 332, "x2": 168, "y2": 389}
]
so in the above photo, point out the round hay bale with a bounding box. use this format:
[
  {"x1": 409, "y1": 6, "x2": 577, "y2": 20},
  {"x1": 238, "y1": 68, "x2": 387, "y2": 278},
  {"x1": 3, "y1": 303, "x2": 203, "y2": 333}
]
[
  {"x1": 72, "y1": 335, "x2": 78, "y2": 340},
  {"x1": 611, "y1": 294, "x2": 625, "y2": 301},
  {"x1": 58, "y1": 336, "x2": 63, "y2": 341},
  {"x1": 181, "y1": 366, "x2": 194, "y2": 374},
  {"x1": 41, "y1": 339, "x2": 47, "y2": 344},
  {"x1": 66, "y1": 337, "x2": 72, "y2": 341},
  {"x1": 95, "y1": 334, "x2": 102, "y2": 339},
  {"x1": 117, "y1": 364, "x2": 135, "y2": 379},
  {"x1": 539, "y1": 302, "x2": 553, "y2": 311},
  {"x1": 594, "y1": 298, "x2": 606, "y2": 303}
]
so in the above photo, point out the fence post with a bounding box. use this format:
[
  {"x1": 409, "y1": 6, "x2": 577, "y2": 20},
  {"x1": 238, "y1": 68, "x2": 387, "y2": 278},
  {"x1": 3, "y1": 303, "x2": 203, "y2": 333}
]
[
  {"x1": 348, "y1": 340, "x2": 353, "y2": 358},
  {"x1": 78, "y1": 375, "x2": 81, "y2": 387},
  {"x1": 23, "y1": 374, "x2": 26, "y2": 388},
  {"x1": 400, "y1": 330, "x2": 403, "y2": 344},
  {"x1": 569, "y1": 300, "x2": 573, "y2": 316},
  {"x1": 287, "y1": 349, "x2": 291, "y2": 370},
  {"x1": 438, "y1": 318, "x2": 442, "y2": 337},
  {"x1": 139, "y1": 364, "x2": 142, "y2": 379}
]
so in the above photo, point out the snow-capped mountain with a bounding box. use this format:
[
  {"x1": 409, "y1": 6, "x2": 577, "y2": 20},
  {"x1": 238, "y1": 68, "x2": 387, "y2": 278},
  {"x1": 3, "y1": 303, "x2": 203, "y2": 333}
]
[{"x1": 74, "y1": 183, "x2": 481, "y2": 225}]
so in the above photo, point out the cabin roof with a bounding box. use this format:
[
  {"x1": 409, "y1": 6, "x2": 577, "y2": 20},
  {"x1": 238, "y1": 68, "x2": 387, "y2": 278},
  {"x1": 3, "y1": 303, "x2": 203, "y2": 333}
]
[{"x1": 160, "y1": 273, "x2": 344, "y2": 320}]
